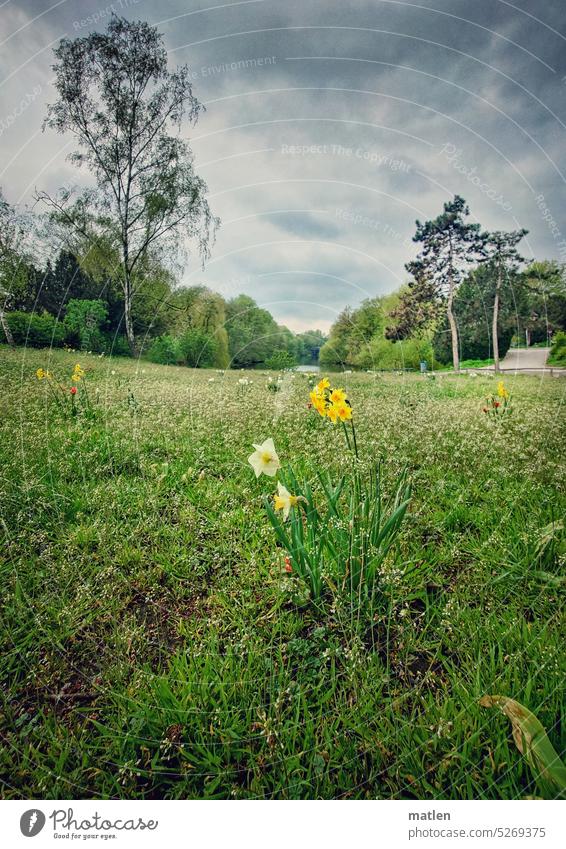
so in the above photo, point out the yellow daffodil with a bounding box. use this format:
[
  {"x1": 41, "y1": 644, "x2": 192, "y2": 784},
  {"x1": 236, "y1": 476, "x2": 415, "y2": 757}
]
[
  {"x1": 307, "y1": 382, "x2": 357, "y2": 454},
  {"x1": 309, "y1": 389, "x2": 326, "y2": 417},
  {"x1": 248, "y1": 437, "x2": 281, "y2": 478},
  {"x1": 37, "y1": 367, "x2": 53, "y2": 380},
  {"x1": 335, "y1": 401, "x2": 352, "y2": 421},
  {"x1": 326, "y1": 403, "x2": 339, "y2": 424},
  {"x1": 273, "y1": 482, "x2": 300, "y2": 520},
  {"x1": 72, "y1": 364, "x2": 85, "y2": 381},
  {"x1": 329, "y1": 388, "x2": 347, "y2": 404}
]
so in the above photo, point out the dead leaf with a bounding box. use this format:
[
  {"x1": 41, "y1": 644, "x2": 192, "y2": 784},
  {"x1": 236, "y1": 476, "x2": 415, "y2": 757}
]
[{"x1": 480, "y1": 695, "x2": 566, "y2": 795}]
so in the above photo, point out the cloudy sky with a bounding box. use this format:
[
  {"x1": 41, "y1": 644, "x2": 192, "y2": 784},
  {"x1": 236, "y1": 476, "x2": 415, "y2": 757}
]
[{"x1": 1, "y1": 0, "x2": 566, "y2": 332}]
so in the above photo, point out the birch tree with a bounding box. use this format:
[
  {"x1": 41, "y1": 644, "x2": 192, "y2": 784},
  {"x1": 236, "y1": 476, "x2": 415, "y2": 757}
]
[{"x1": 40, "y1": 14, "x2": 218, "y2": 355}]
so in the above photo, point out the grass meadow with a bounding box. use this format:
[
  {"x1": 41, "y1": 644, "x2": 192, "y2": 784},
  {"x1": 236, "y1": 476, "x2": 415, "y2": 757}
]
[{"x1": 0, "y1": 345, "x2": 564, "y2": 799}]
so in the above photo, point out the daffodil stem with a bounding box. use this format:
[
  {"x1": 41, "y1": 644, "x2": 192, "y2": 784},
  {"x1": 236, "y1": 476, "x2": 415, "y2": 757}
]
[
  {"x1": 341, "y1": 421, "x2": 352, "y2": 452},
  {"x1": 350, "y1": 419, "x2": 359, "y2": 459},
  {"x1": 82, "y1": 380, "x2": 91, "y2": 410},
  {"x1": 45, "y1": 380, "x2": 63, "y2": 413}
]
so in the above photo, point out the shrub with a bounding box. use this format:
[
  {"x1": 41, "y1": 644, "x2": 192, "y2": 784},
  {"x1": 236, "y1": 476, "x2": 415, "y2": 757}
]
[
  {"x1": 356, "y1": 336, "x2": 434, "y2": 370},
  {"x1": 104, "y1": 334, "x2": 131, "y2": 357},
  {"x1": 549, "y1": 331, "x2": 566, "y2": 365},
  {"x1": 265, "y1": 349, "x2": 296, "y2": 371},
  {"x1": 6, "y1": 310, "x2": 66, "y2": 348},
  {"x1": 146, "y1": 335, "x2": 182, "y2": 365},
  {"x1": 64, "y1": 299, "x2": 108, "y2": 352},
  {"x1": 178, "y1": 329, "x2": 217, "y2": 368},
  {"x1": 319, "y1": 339, "x2": 347, "y2": 367}
]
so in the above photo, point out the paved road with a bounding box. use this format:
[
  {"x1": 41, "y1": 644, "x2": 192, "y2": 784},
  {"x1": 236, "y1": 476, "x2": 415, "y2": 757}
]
[
  {"x1": 462, "y1": 347, "x2": 565, "y2": 376},
  {"x1": 499, "y1": 347, "x2": 550, "y2": 370}
]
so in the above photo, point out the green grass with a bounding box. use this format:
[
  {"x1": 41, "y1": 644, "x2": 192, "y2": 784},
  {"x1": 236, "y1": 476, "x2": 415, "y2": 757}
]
[
  {"x1": 0, "y1": 346, "x2": 564, "y2": 799},
  {"x1": 458, "y1": 358, "x2": 495, "y2": 369},
  {"x1": 434, "y1": 358, "x2": 494, "y2": 371}
]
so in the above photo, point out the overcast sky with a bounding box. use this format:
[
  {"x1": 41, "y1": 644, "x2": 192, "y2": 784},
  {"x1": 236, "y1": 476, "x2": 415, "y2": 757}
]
[{"x1": 1, "y1": 0, "x2": 566, "y2": 332}]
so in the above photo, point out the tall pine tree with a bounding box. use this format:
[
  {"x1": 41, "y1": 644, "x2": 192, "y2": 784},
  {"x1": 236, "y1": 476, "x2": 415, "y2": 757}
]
[{"x1": 406, "y1": 195, "x2": 483, "y2": 371}]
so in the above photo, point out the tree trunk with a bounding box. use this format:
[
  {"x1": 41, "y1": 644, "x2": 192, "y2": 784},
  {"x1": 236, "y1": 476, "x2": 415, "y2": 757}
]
[
  {"x1": 492, "y1": 266, "x2": 502, "y2": 373},
  {"x1": 123, "y1": 272, "x2": 137, "y2": 357},
  {"x1": 447, "y1": 279, "x2": 459, "y2": 372},
  {"x1": 0, "y1": 306, "x2": 15, "y2": 348}
]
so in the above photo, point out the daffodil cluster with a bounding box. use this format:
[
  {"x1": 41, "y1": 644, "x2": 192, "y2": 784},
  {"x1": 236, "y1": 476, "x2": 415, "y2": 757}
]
[
  {"x1": 483, "y1": 381, "x2": 511, "y2": 419},
  {"x1": 309, "y1": 377, "x2": 358, "y2": 456},
  {"x1": 309, "y1": 378, "x2": 352, "y2": 423},
  {"x1": 246, "y1": 384, "x2": 409, "y2": 605},
  {"x1": 33, "y1": 362, "x2": 94, "y2": 419},
  {"x1": 72, "y1": 363, "x2": 86, "y2": 382}
]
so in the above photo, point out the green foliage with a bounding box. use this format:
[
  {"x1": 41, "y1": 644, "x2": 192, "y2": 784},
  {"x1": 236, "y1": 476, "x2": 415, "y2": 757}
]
[
  {"x1": 357, "y1": 335, "x2": 434, "y2": 370},
  {"x1": 433, "y1": 266, "x2": 516, "y2": 363},
  {"x1": 145, "y1": 334, "x2": 181, "y2": 365},
  {"x1": 320, "y1": 296, "x2": 418, "y2": 368},
  {"x1": 178, "y1": 328, "x2": 217, "y2": 367},
  {"x1": 319, "y1": 297, "x2": 386, "y2": 367},
  {"x1": 517, "y1": 261, "x2": 566, "y2": 344},
  {"x1": 296, "y1": 328, "x2": 327, "y2": 362},
  {"x1": 318, "y1": 306, "x2": 355, "y2": 366},
  {"x1": 266, "y1": 464, "x2": 411, "y2": 605},
  {"x1": 6, "y1": 310, "x2": 66, "y2": 347},
  {"x1": 213, "y1": 326, "x2": 230, "y2": 368},
  {"x1": 167, "y1": 286, "x2": 230, "y2": 368},
  {"x1": 64, "y1": 298, "x2": 108, "y2": 352},
  {"x1": 549, "y1": 331, "x2": 566, "y2": 365},
  {"x1": 265, "y1": 349, "x2": 296, "y2": 371},
  {"x1": 226, "y1": 294, "x2": 296, "y2": 366},
  {"x1": 406, "y1": 195, "x2": 483, "y2": 296},
  {"x1": 106, "y1": 335, "x2": 131, "y2": 358}
]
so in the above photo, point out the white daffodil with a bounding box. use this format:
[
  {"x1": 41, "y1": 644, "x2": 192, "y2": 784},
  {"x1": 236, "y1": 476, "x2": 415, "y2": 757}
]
[
  {"x1": 273, "y1": 481, "x2": 300, "y2": 520},
  {"x1": 248, "y1": 438, "x2": 280, "y2": 478}
]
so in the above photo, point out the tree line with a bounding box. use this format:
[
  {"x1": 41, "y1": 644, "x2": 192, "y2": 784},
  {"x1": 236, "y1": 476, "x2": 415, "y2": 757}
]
[
  {"x1": 0, "y1": 197, "x2": 324, "y2": 367},
  {"x1": 321, "y1": 196, "x2": 566, "y2": 372},
  {"x1": 0, "y1": 14, "x2": 325, "y2": 368},
  {"x1": 1, "y1": 15, "x2": 564, "y2": 372}
]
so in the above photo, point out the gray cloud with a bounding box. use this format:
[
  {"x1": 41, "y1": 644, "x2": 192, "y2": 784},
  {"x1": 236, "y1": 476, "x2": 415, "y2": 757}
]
[{"x1": 1, "y1": 0, "x2": 566, "y2": 331}]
